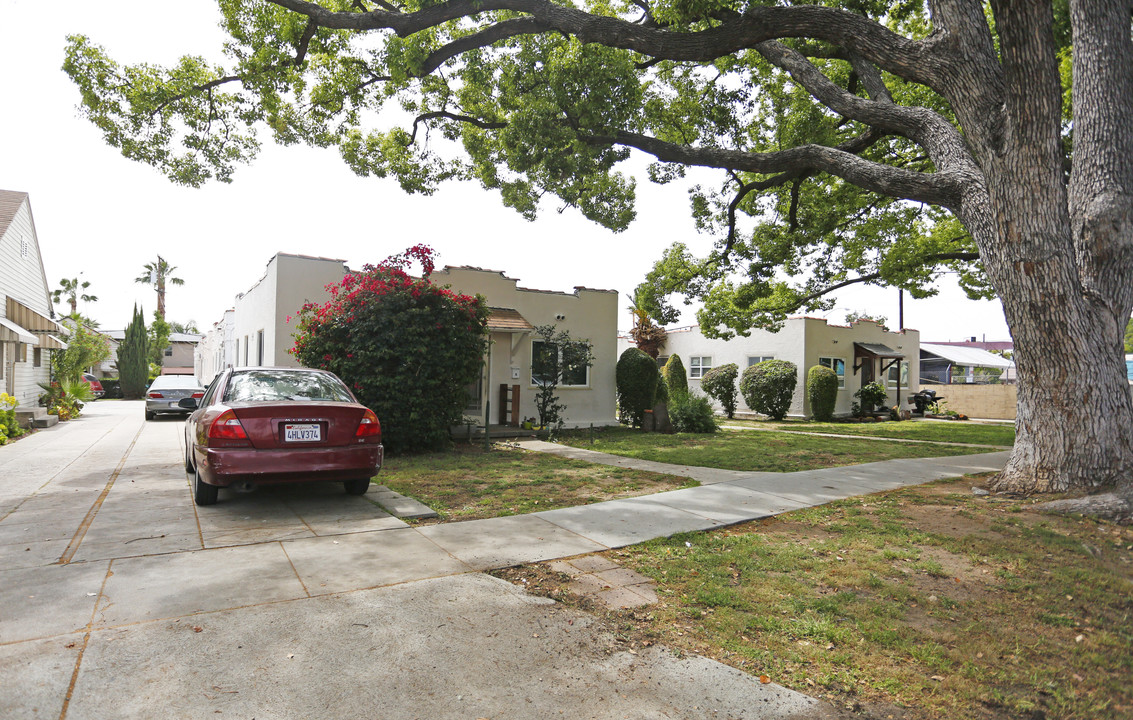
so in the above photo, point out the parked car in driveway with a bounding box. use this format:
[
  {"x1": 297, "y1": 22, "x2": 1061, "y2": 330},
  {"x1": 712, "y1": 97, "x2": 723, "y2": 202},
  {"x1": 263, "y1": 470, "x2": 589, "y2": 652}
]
[
  {"x1": 180, "y1": 367, "x2": 383, "y2": 506},
  {"x1": 145, "y1": 375, "x2": 206, "y2": 420},
  {"x1": 82, "y1": 373, "x2": 105, "y2": 399}
]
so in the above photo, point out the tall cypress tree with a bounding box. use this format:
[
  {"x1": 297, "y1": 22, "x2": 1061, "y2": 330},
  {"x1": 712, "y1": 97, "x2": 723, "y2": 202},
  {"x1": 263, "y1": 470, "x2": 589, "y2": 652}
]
[{"x1": 119, "y1": 305, "x2": 149, "y2": 399}]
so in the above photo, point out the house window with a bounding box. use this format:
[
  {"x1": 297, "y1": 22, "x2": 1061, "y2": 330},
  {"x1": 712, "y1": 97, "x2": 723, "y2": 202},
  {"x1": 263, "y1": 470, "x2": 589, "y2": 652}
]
[
  {"x1": 747, "y1": 356, "x2": 774, "y2": 366},
  {"x1": 33, "y1": 348, "x2": 41, "y2": 367},
  {"x1": 531, "y1": 340, "x2": 589, "y2": 387},
  {"x1": 235, "y1": 339, "x2": 240, "y2": 367},
  {"x1": 819, "y1": 357, "x2": 846, "y2": 388},
  {"x1": 689, "y1": 356, "x2": 712, "y2": 379},
  {"x1": 887, "y1": 361, "x2": 909, "y2": 388},
  {"x1": 244, "y1": 336, "x2": 249, "y2": 366},
  {"x1": 257, "y1": 330, "x2": 265, "y2": 365},
  {"x1": 164, "y1": 347, "x2": 173, "y2": 357},
  {"x1": 656, "y1": 355, "x2": 669, "y2": 369}
]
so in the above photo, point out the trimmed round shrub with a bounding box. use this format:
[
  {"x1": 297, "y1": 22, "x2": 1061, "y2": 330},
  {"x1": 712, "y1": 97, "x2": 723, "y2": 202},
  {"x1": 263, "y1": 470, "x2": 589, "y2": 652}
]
[
  {"x1": 662, "y1": 354, "x2": 688, "y2": 399},
  {"x1": 700, "y1": 363, "x2": 739, "y2": 419},
  {"x1": 669, "y1": 392, "x2": 718, "y2": 433},
  {"x1": 806, "y1": 365, "x2": 839, "y2": 421},
  {"x1": 292, "y1": 246, "x2": 489, "y2": 454},
  {"x1": 740, "y1": 359, "x2": 798, "y2": 421},
  {"x1": 616, "y1": 347, "x2": 658, "y2": 427}
]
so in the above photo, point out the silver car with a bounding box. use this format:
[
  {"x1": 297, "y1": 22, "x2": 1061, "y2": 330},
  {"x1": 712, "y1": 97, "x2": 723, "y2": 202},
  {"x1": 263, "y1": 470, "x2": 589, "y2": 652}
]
[{"x1": 145, "y1": 375, "x2": 206, "y2": 421}]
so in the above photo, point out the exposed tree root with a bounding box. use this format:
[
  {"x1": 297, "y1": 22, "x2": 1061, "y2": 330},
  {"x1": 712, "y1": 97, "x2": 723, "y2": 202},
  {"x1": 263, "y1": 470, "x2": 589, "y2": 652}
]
[{"x1": 1034, "y1": 492, "x2": 1133, "y2": 525}]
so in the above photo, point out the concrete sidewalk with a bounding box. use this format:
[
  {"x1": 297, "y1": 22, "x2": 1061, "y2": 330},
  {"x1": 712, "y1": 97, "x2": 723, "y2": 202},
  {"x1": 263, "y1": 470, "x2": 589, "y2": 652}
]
[{"x1": 0, "y1": 401, "x2": 1008, "y2": 719}]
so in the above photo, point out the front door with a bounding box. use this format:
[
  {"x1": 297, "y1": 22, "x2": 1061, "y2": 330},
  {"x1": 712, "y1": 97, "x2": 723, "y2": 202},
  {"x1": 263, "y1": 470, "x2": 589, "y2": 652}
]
[{"x1": 860, "y1": 357, "x2": 875, "y2": 386}]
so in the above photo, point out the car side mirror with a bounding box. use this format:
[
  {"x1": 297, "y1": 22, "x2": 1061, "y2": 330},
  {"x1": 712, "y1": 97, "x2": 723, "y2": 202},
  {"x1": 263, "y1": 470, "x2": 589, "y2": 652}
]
[{"x1": 178, "y1": 397, "x2": 199, "y2": 410}]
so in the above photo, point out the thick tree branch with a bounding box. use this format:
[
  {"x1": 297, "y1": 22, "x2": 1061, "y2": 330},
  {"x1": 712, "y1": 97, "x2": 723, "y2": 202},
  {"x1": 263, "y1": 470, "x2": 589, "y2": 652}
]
[
  {"x1": 596, "y1": 129, "x2": 964, "y2": 210},
  {"x1": 265, "y1": 0, "x2": 947, "y2": 89},
  {"x1": 409, "y1": 110, "x2": 506, "y2": 142},
  {"x1": 420, "y1": 18, "x2": 552, "y2": 75},
  {"x1": 775, "y1": 251, "x2": 981, "y2": 314}
]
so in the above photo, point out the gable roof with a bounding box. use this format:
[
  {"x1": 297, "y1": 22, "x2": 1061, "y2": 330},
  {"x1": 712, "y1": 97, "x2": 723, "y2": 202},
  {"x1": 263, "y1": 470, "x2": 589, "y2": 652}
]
[{"x1": 0, "y1": 190, "x2": 30, "y2": 241}]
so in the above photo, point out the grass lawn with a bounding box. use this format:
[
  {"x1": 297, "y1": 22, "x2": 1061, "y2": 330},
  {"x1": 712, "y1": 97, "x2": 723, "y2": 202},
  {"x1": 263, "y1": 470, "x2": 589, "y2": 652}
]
[
  {"x1": 377, "y1": 444, "x2": 696, "y2": 521},
  {"x1": 553, "y1": 425, "x2": 999, "y2": 472},
  {"x1": 497, "y1": 477, "x2": 1133, "y2": 720},
  {"x1": 726, "y1": 418, "x2": 1016, "y2": 447}
]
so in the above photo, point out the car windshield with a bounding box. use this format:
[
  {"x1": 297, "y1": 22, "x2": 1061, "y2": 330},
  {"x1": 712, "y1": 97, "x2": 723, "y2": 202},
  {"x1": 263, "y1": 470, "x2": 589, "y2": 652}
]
[
  {"x1": 222, "y1": 370, "x2": 354, "y2": 404},
  {"x1": 149, "y1": 376, "x2": 203, "y2": 390}
]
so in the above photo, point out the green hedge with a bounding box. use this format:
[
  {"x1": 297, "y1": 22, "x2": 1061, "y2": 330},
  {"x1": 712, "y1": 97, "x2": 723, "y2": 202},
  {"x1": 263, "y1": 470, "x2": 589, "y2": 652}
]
[{"x1": 616, "y1": 348, "x2": 657, "y2": 427}]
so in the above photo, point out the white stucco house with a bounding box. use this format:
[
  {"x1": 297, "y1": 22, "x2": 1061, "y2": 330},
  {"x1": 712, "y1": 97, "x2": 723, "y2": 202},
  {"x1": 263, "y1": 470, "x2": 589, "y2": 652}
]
[
  {"x1": 0, "y1": 190, "x2": 67, "y2": 409},
  {"x1": 195, "y1": 256, "x2": 620, "y2": 428},
  {"x1": 195, "y1": 253, "x2": 351, "y2": 383},
  {"x1": 619, "y1": 317, "x2": 921, "y2": 418}
]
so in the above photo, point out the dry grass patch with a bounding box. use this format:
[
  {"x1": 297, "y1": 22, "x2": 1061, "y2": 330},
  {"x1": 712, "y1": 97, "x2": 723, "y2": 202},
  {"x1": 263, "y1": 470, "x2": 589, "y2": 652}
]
[
  {"x1": 495, "y1": 477, "x2": 1133, "y2": 720},
  {"x1": 378, "y1": 443, "x2": 696, "y2": 521}
]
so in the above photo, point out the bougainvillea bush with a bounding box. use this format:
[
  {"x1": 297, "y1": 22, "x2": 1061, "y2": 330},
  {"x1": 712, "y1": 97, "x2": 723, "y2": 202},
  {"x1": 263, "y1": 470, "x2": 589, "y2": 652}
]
[{"x1": 290, "y1": 246, "x2": 489, "y2": 454}]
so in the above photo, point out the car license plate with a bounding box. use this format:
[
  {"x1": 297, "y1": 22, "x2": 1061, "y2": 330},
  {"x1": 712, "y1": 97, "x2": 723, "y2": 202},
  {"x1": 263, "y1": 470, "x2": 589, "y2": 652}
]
[{"x1": 284, "y1": 423, "x2": 321, "y2": 442}]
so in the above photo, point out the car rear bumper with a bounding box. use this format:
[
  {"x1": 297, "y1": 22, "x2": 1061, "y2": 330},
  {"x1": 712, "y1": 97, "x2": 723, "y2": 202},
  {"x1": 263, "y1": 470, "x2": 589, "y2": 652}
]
[{"x1": 197, "y1": 444, "x2": 384, "y2": 487}]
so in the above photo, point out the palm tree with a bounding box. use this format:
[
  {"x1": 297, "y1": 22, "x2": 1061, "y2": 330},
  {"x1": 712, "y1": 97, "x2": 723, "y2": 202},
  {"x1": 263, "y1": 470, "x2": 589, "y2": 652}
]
[
  {"x1": 52, "y1": 275, "x2": 98, "y2": 316},
  {"x1": 135, "y1": 256, "x2": 184, "y2": 318}
]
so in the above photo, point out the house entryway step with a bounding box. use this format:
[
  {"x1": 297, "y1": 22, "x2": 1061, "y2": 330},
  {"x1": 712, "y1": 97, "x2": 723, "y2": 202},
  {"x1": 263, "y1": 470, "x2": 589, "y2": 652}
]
[
  {"x1": 15, "y1": 406, "x2": 57, "y2": 429},
  {"x1": 369, "y1": 485, "x2": 439, "y2": 519}
]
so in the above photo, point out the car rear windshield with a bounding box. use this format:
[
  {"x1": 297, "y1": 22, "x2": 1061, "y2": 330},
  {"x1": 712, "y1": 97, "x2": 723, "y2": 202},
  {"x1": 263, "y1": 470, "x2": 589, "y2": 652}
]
[{"x1": 222, "y1": 370, "x2": 354, "y2": 404}]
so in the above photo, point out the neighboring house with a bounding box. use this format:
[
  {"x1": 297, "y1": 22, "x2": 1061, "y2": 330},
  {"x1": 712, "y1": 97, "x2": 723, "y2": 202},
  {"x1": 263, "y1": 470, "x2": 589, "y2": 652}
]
[
  {"x1": 619, "y1": 318, "x2": 921, "y2": 418},
  {"x1": 0, "y1": 190, "x2": 67, "y2": 408},
  {"x1": 920, "y1": 343, "x2": 1016, "y2": 384},
  {"x1": 195, "y1": 253, "x2": 350, "y2": 383},
  {"x1": 195, "y1": 257, "x2": 620, "y2": 428},
  {"x1": 430, "y1": 266, "x2": 619, "y2": 428},
  {"x1": 100, "y1": 331, "x2": 203, "y2": 377}
]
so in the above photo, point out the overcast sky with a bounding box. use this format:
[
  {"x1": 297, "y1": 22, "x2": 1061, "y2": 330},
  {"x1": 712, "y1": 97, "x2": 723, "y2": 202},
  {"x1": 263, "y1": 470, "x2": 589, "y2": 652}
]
[{"x1": 0, "y1": 0, "x2": 1010, "y2": 342}]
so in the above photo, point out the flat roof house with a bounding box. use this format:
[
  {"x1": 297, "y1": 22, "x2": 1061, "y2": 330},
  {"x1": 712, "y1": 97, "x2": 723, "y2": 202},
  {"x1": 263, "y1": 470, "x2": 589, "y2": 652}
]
[
  {"x1": 620, "y1": 318, "x2": 921, "y2": 418},
  {"x1": 195, "y1": 257, "x2": 620, "y2": 428}
]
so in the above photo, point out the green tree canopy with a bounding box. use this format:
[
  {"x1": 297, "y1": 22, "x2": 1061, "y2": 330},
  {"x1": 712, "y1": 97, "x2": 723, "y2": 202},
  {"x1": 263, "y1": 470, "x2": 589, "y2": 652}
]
[{"x1": 62, "y1": 2, "x2": 1133, "y2": 512}]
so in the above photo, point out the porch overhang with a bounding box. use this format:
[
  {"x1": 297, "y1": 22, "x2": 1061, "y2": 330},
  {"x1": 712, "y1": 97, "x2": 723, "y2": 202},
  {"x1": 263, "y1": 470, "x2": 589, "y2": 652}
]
[
  {"x1": 486, "y1": 307, "x2": 535, "y2": 333},
  {"x1": 0, "y1": 316, "x2": 36, "y2": 345},
  {"x1": 4, "y1": 297, "x2": 68, "y2": 349},
  {"x1": 853, "y1": 342, "x2": 904, "y2": 375}
]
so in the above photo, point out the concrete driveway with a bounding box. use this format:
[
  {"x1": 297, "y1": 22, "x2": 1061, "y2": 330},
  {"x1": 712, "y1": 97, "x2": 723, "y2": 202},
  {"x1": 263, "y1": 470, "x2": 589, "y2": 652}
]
[{"x1": 1, "y1": 400, "x2": 843, "y2": 720}]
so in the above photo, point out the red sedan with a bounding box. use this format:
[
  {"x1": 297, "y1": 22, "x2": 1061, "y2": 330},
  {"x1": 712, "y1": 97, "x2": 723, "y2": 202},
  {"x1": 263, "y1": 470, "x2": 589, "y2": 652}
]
[{"x1": 181, "y1": 367, "x2": 383, "y2": 506}]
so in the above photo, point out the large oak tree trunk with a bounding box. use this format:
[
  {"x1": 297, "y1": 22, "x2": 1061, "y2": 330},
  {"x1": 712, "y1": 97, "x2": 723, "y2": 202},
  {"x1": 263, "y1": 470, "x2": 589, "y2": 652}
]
[{"x1": 963, "y1": 0, "x2": 1133, "y2": 506}]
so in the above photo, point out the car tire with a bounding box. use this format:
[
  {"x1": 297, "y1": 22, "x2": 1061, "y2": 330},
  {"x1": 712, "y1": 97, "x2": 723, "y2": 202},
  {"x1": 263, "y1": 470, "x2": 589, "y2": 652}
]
[
  {"x1": 193, "y1": 467, "x2": 218, "y2": 506},
  {"x1": 183, "y1": 445, "x2": 194, "y2": 474},
  {"x1": 344, "y1": 478, "x2": 371, "y2": 495},
  {"x1": 145, "y1": 409, "x2": 155, "y2": 421}
]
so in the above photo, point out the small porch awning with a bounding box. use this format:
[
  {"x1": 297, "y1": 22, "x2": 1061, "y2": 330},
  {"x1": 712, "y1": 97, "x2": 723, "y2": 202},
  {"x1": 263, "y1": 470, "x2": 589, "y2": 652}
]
[
  {"x1": 854, "y1": 342, "x2": 904, "y2": 360},
  {"x1": 5, "y1": 297, "x2": 68, "y2": 349},
  {"x1": 0, "y1": 316, "x2": 36, "y2": 344},
  {"x1": 487, "y1": 307, "x2": 535, "y2": 333},
  {"x1": 853, "y1": 342, "x2": 904, "y2": 376}
]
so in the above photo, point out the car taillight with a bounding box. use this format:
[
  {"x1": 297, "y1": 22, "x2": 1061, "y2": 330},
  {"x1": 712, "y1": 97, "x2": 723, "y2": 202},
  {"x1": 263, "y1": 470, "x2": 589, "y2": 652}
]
[
  {"x1": 355, "y1": 409, "x2": 381, "y2": 439},
  {"x1": 191, "y1": 392, "x2": 205, "y2": 399},
  {"x1": 148, "y1": 392, "x2": 164, "y2": 399},
  {"x1": 208, "y1": 410, "x2": 250, "y2": 447}
]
